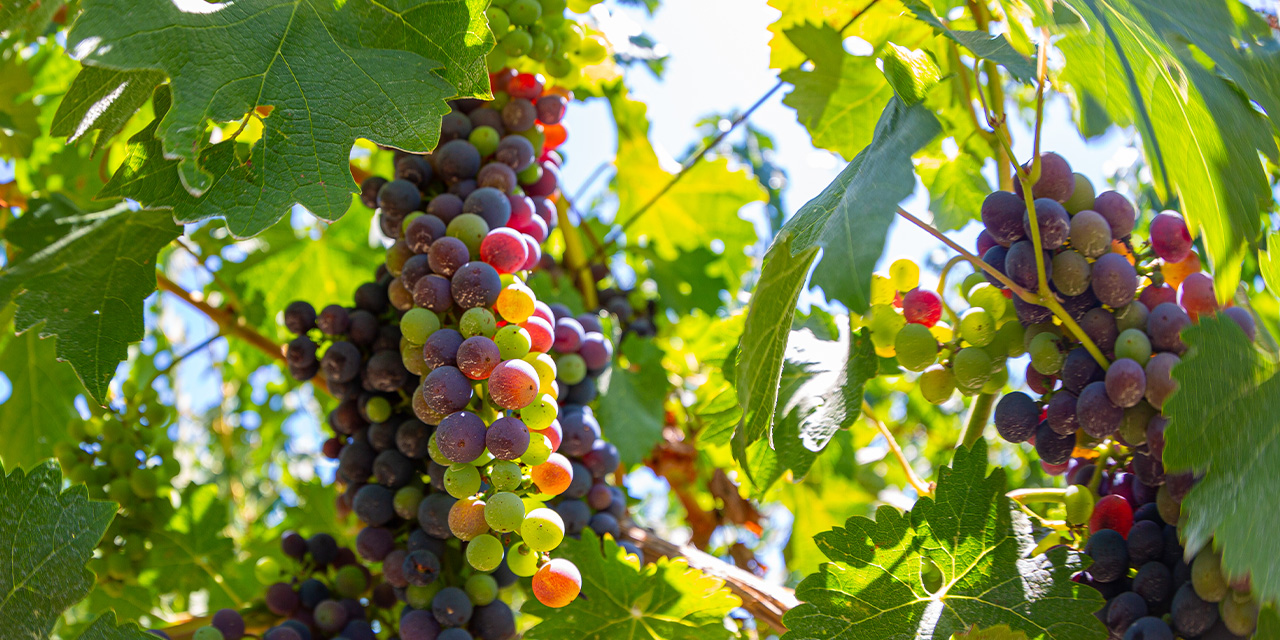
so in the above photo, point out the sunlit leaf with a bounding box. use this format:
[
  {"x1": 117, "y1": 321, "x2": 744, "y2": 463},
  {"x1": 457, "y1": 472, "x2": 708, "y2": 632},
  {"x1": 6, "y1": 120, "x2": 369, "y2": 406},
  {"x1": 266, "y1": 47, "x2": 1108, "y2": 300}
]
[
  {"x1": 50, "y1": 67, "x2": 164, "y2": 154},
  {"x1": 596, "y1": 335, "x2": 667, "y2": 466},
  {"x1": 0, "y1": 306, "x2": 85, "y2": 473}
]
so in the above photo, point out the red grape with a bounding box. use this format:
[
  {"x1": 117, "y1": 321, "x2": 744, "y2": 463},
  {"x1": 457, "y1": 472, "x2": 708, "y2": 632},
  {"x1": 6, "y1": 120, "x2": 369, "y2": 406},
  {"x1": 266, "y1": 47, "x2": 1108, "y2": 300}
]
[
  {"x1": 480, "y1": 228, "x2": 529, "y2": 274},
  {"x1": 1177, "y1": 272, "x2": 1217, "y2": 321},
  {"x1": 902, "y1": 288, "x2": 943, "y2": 326},
  {"x1": 1150, "y1": 213, "x2": 1193, "y2": 263},
  {"x1": 1090, "y1": 494, "x2": 1134, "y2": 537}
]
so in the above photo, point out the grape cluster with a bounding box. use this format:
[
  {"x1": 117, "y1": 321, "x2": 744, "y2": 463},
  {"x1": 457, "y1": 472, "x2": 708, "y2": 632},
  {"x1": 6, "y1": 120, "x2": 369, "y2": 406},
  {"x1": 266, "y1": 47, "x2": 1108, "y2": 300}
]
[
  {"x1": 484, "y1": 0, "x2": 609, "y2": 83},
  {"x1": 1072, "y1": 471, "x2": 1259, "y2": 639},
  {"x1": 277, "y1": 70, "x2": 642, "y2": 633},
  {"x1": 255, "y1": 532, "x2": 390, "y2": 640},
  {"x1": 54, "y1": 391, "x2": 179, "y2": 597}
]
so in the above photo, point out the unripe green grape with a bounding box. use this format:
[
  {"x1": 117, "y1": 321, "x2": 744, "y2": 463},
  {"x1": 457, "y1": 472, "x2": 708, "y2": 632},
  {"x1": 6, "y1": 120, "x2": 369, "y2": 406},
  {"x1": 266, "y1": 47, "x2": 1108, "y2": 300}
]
[
  {"x1": 365, "y1": 396, "x2": 392, "y2": 423},
  {"x1": 255, "y1": 557, "x2": 283, "y2": 584},
  {"x1": 959, "y1": 308, "x2": 996, "y2": 347},
  {"x1": 573, "y1": 35, "x2": 608, "y2": 64},
  {"x1": 1156, "y1": 484, "x2": 1180, "y2": 525},
  {"x1": 870, "y1": 273, "x2": 895, "y2": 305},
  {"x1": 108, "y1": 477, "x2": 132, "y2": 504},
  {"x1": 1119, "y1": 401, "x2": 1155, "y2": 447},
  {"x1": 517, "y1": 156, "x2": 544, "y2": 182},
  {"x1": 1114, "y1": 301, "x2": 1149, "y2": 333},
  {"x1": 466, "y1": 573, "x2": 500, "y2": 606},
  {"x1": 469, "y1": 126, "x2": 501, "y2": 158},
  {"x1": 1114, "y1": 328, "x2": 1152, "y2": 362},
  {"x1": 489, "y1": 460, "x2": 522, "y2": 491},
  {"x1": 544, "y1": 54, "x2": 577, "y2": 79},
  {"x1": 401, "y1": 308, "x2": 441, "y2": 344},
  {"x1": 459, "y1": 307, "x2": 496, "y2": 339},
  {"x1": 960, "y1": 272, "x2": 987, "y2": 300},
  {"x1": 522, "y1": 508, "x2": 565, "y2": 551},
  {"x1": 557, "y1": 353, "x2": 587, "y2": 385},
  {"x1": 1063, "y1": 173, "x2": 1095, "y2": 214},
  {"x1": 1064, "y1": 485, "x2": 1094, "y2": 525},
  {"x1": 968, "y1": 283, "x2": 1007, "y2": 318},
  {"x1": 193, "y1": 627, "x2": 224, "y2": 640},
  {"x1": 893, "y1": 323, "x2": 937, "y2": 372},
  {"x1": 406, "y1": 583, "x2": 442, "y2": 609},
  {"x1": 447, "y1": 213, "x2": 490, "y2": 257},
  {"x1": 1023, "y1": 322, "x2": 1062, "y2": 352},
  {"x1": 981, "y1": 361, "x2": 1008, "y2": 393},
  {"x1": 495, "y1": 325, "x2": 532, "y2": 360},
  {"x1": 559, "y1": 22, "x2": 584, "y2": 50},
  {"x1": 428, "y1": 433, "x2": 452, "y2": 466},
  {"x1": 1051, "y1": 250, "x2": 1091, "y2": 296},
  {"x1": 1192, "y1": 550, "x2": 1229, "y2": 602},
  {"x1": 130, "y1": 468, "x2": 158, "y2": 499},
  {"x1": 445, "y1": 464, "x2": 481, "y2": 498},
  {"x1": 991, "y1": 320, "x2": 1026, "y2": 358},
  {"x1": 867, "y1": 304, "x2": 906, "y2": 351},
  {"x1": 502, "y1": 29, "x2": 534, "y2": 56},
  {"x1": 520, "y1": 394, "x2": 557, "y2": 430},
  {"x1": 484, "y1": 491, "x2": 526, "y2": 532},
  {"x1": 486, "y1": 6, "x2": 511, "y2": 34},
  {"x1": 1220, "y1": 593, "x2": 1259, "y2": 636},
  {"x1": 508, "y1": 0, "x2": 541, "y2": 24},
  {"x1": 109, "y1": 444, "x2": 136, "y2": 472},
  {"x1": 889, "y1": 258, "x2": 919, "y2": 291},
  {"x1": 539, "y1": 0, "x2": 567, "y2": 13},
  {"x1": 507, "y1": 542, "x2": 540, "y2": 577},
  {"x1": 521, "y1": 433, "x2": 552, "y2": 466},
  {"x1": 1029, "y1": 332, "x2": 1064, "y2": 375},
  {"x1": 567, "y1": 0, "x2": 599, "y2": 11},
  {"x1": 920, "y1": 365, "x2": 956, "y2": 404},
  {"x1": 467, "y1": 534, "x2": 505, "y2": 572},
  {"x1": 952, "y1": 347, "x2": 993, "y2": 389},
  {"x1": 335, "y1": 564, "x2": 369, "y2": 597},
  {"x1": 491, "y1": 0, "x2": 513, "y2": 7},
  {"x1": 529, "y1": 32, "x2": 555, "y2": 61}
]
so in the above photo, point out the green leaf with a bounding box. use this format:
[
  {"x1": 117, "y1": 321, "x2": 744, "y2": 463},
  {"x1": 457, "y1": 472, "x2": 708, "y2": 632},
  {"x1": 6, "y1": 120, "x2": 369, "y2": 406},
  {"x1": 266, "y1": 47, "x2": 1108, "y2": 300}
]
[
  {"x1": 782, "y1": 440, "x2": 1106, "y2": 640},
  {"x1": 0, "y1": 0, "x2": 63, "y2": 38},
  {"x1": 0, "y1": 461, "x2": 117, "y2": 638},
  {"x1": 779, "y1": 23, "x2": 895, "y2": 160},
  {"x1": 50, "y1": 67, "x2": 165, "y2": 154},
  {"x1": 70, "y1": 0, "x2": 491, "y2": 237},
  {"x1": 1261, "y1": 232, "x2": 1280, "y2": 298},
  {"x1": 608, "y1": 86, "x2": 765, "y2": 260},
  {"x1": 0, "y1": 307, "x2": 85, "y2": 473},
  {"x1": 767, "y1": 0, "x2": 922, "y2": 71},
  {"x1": 917, "y1": 153, "x2": 991, "y2": 232},
  {"x1": 1164, "y1": 314, "x2": 1280, "y2": 603},
  {"x1": 596, "y1": 335, "x2": 667, "y2": 466},
  {"x1": 903, "y1": 0, "x2": 1036, "y2": 83},
  {"x1": 522, "y1": 530, "x2": 741, "y2": 640},
  {"x1": 633, "y1": 246, "x2": 732, "y2": 315},
  {"x1": 1054, "y1": 0, "x2": 1277, "y2": 300},
  {"x1": 881, "y1": 43, "x2": 941, "y2": 106},
  {"x1": 952, "y1": 625, "x2": 1031, "y2": 640},
  {"x1": 76, "y1": 612, "x2": 161, "y2": 640},
  {"x1": 737, "y1": 98, "x2": 938, "y2": 445},
  {"x1": 146, "y1": 484, "x2": 253, "y2": 609},
  {"x1": 0, "y1": 50, "x2": 41, "y2": 158},
  {"x1": 0, "y1": 196, "x2": 181, "y2": 403}
]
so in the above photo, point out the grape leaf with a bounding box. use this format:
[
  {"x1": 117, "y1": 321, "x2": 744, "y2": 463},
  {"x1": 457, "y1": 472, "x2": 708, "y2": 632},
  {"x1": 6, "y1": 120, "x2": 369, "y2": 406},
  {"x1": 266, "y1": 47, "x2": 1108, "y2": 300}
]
[
  {"x1": 522, "y1": 530, "x2": 741, "y2": 640},
  {"x1": 952, "y1": 626, "x2": 1030, "y2": 640},
  {"x1": 1261, "y1": 232, "x2": 1280, "y2": 298},
  {"x1": 0, "y1": 196, "x2": 181, "y2": 403},
  {"x1": 0, "y1": 307, "x2": 85, "y2": 473},
  {"x1": 632, "y1": 246, "x2": 732, "y2": 315},
  {"x1": 596, "y1": 335, "x2": 667, "y2": 466},
  {"x1": 145, "y1": 484, "x2": 255, "y2": 609},
  {"x1": 737, "y1": 98, "x2": 938, "y2": 445},
  {"x1": 782, "y1": 440, "x2": 1105, "y2": 640},
  {"x1": 1054, "y1": 0, "x2": 1277, "y2": 300},
  {"x1": 0, "y1": 461, "x2": 116, "y2": 639},
  {"x1": 0, "y1": 50, "x2": 41, "y2": 158},
  {"x1": 881, "y1": 43, "x2": 941, "y2": 106},
  {"x1": 766, "y1": 0, "x2": 923, "y2": 71},
  {"x1": 76, "y1": 612, "x2": 162, "y2": 640},
  {"x1": 903, "y1": 0, "x2": 1035, "y2": 83},
  {"x1": 69, "y1": 0, "x2": 490, "y2": 238},
  {"x1": 50, "y1": 67, "x2": 165, "y2": 155},
  {"x1": 1163, "y1": 315, "x2": 1280, "y2": 603},
  {"x1": 0, "y1": 0, "x2": 62, "y2": 38},
  {"x1": 918, "y1": 153, "x2": 990, "y2": 232},
  {"x1": 607, "y1": 86, "x2": 765, "y2": 261}
]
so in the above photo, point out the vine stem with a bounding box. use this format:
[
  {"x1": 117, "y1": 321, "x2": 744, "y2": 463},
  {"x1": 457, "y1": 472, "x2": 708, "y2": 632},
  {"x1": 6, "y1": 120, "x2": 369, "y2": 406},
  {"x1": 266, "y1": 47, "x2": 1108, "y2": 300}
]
[
  {"x1": 936, "y1": 254, "x2": 967, "y2": 330},
  {"x1": 959, "y1": 392, "x2": 995, "y2": 448},
  {"x1": 1088, "y1": 443, "x2": 1112, "y2": 494},
  {"x1": 894, "y1": 206, "x2": 1030, "y2": 298},
  {"x1": 155, "y1": 272, "x2": 331, "y2": 396},
  {"x1": 862, "y1": 401, "x2": 934, "y2": 497},
  {"x1": 1008, "y1": 487, "x2": 1069, "y2": 503},
  {"x1": 556, "y1": 204, "x2": 599, "y2": 310}
]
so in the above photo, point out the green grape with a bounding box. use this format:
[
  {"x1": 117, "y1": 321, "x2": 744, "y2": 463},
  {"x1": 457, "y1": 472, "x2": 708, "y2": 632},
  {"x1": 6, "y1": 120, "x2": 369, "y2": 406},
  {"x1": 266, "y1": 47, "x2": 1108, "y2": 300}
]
[
  {"x1": 466, "y1": 573, "x2": 500, "y2": 606},
  {"x1": 517, "y1": 157, "x2": 544, "y2": 183},
  {"x1": 573, "y1": 34, "x2": 609, "y2": 64},
  {"x1": 1115, "y1": 328, "x2": 1152, "y2": 362},
  {"x1": 1029, "y1": 332, "x2": 1064, "y2": 375},
  {"x1": 889, "y1": 258, "x2": 919, "y2": 291},
  {"x1": 491, "y1": 90, "x2": 511, "y2": 110},
  {"x1": 445, "y1": 464, "x2": 482, "y2": 499},
  {"x1": 429, "y1": 433, "x2": 452, "y2": 466},
  {"x1": 395, "y1": 485, "x2": 424, "y2": 519},
  {"x1": 1114, "y1": 301, "x2": 1149, "y2": 333},
  {"x1": 894, "y1": 323, "x2": 937, "y2": 372},
  {"x1": 109, "y1": 444, "x2": 136, "y2": 472},
  {"x1": 469, "y1": 126, "x2": 501, "y2": 158},
  {"x1": 495, "y1": 324, "x2": 532, "y2": 360},
  {"x1": 486, "y1": 6, "x2": 511, "y2": 34},
  {"x1": 447, "y1": 213, "x2": 490, "y2": 257},
  {"x1": 1051, "y1": 250, "x2": 1091, "y2": 296},
  {"x1": 867, "y1": 304, "x2": 906, "y2": 350},
  {"x1": 108, "y1": 477, "x2": 131, "y2": 503},
  {"x1": 502, "y1": 29, "x2": 534, "y2": 56},
  {"x1": 521, "y1": 507, "x2": 565, "y2": 552},
  {"x1": 870, "y1": 273, "x2": 895, "y2": 305},
  {"x1": 335, "y1": 564, "x2": 369, "y2": 597},
  {"x1": 960, "y1": 272, "x2": 987, "y2": 300},
  {"x1": 484, "y1": 491, "x2": 526, "y2": 532},
  {"x1": 466, "y1": 534, "x2": 505, "y2": 572},
  {"x1": 544, "y1": 54, "x2": 577, "y2": 78},
  {"x1": 406, "y1": 583, "x2": 442, "y2": 609},
  {"x1": 507, "y1": 0, "x2": 542, "y2": 25},
  {"x1": 952, "y1": 347, "x2": 993, "y2": 390},
  {"x1": 520, "y1": 394, "x2": 557, "y2": 430},
  {"x1": 1192, "y1": 551, "x2": 1229, "y2": 602},
  {"x1": 489, "y1": 460, "x2": 522, "y2": 491},
  {"x1": 507, "y1": 542, "x2": 540, "y2": 577},
  {"x1": 1221, "y1": 594, "x2": 1259, "y2": 636},
  {"x1": 386, "y1": 241, "x2": 412, "y2": 275},
  {"x1": 129, "y1": 468, "x2": 158, "y2": 499},
  {"x1": 968, "y1": 284, "x2": 1007, "y2": 318},
  {"x1": 529, "y1": 32, "x2": 555, "y2": 61},
  {"x1": 491, "y1": 0, "x2": 513, "y2": 7},
  {"x1": 402, "y1": 342, "x2": 428, "y2": 376},
  {"x1": 521, "y1": 433, "x2": 552, "y2": 466},
  {"x1": 920, "y1": 365, "x2": 956, "y2": 404},
  {"x1": 193, "y1": 627, "x2": 224, "y2": 640},
  {"x1": 365, "y1": 396, "x2": 392, "y2": 423},
  {"x1": 1064, "y1": 485, "x2": 1094, "y2": 525},
  {"x1": 559, "y1": 22, "x2": 584, "y2": 50},
  {"x1": 991, "y1": 320, "x2": 1026, "y2": 358},
  {"x1": 1023, "y1": 322, "x2": 1062, "y2": 352},
  {"x1": 1063, "y1": 173, "x2": 1096, "y2": 214},
  {"x1": 557, "y1": 353, "x2": 587, "y2": 385},
  {"x1": 981, "y1": 361, "x2": 1008, "y2": 393},
  {"x1": 539, "y1": 0, "x2": 567, "y2": 12},
  {"x1": 959, "y1": 308, "x2": 996, "y2": 347},
  {"x1": 458, "y1": 307, "x2": 496, "y2": 339},
  {"x1": 255, "y1": 557, "x2": 283, "y2": 585},
  {"x1": 401, "y1": 308, "x2": 441, "y2": 344},
  {"x1": 524, "y1": 353, "x2": 557, "y2": 391},
  {"x1": 1119, "y1": 401, "x2": 1155, "y2": 447}
]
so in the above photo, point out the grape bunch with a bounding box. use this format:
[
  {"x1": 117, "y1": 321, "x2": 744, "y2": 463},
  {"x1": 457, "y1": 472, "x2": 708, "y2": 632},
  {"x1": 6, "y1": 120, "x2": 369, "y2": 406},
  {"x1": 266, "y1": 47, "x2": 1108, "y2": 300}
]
[
  {"x1": 1071, "y1": 467, "x2": 1260, "y2": 639},
  {"x1": 54, "y1": 392, "x2": 180, "y2": 597},
  {"x1": 484, "y1": 0, "x2": 610, "y2": 83},
  {"x1": 254, "y1": 531, "x2": 390, "y2": 640}
]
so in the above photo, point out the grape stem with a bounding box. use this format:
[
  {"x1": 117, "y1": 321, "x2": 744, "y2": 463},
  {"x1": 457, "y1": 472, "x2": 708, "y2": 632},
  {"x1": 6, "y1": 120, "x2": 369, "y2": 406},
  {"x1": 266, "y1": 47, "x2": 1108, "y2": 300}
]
[
  {"x1": 1008, "y1": 487, "x2": 1069, "y2": 503},
  {"x1": 968, "y1": 0, "x2": 1013, "y2": 190},
  {"x1": 1088, "y1": 443, "x2": 1113, "y2": 494},
  {"x1": 894, "y1": 207, "x2": 1028, "y2": 296},
  {"x1": 556, "y1": 203, "x2": 599, "y2": 310},
  {"x1": 862, "y1": 401, "x2": 934, "y2": 497},
  {"x1": 936, "y1": 254, "x2": 966, "y2": 331},
  {"x1": 959, "y1": 392, "x2": 994, "y2": 448}
]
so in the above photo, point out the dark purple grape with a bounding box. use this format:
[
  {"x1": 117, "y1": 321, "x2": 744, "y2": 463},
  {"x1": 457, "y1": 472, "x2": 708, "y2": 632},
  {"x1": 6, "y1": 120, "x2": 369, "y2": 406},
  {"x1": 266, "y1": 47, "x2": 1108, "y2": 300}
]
[
  {"x1": 982, "y1": 245, "x2": 1010, "y2": 289},
  {"x1": 347, "y1": 310, "x2": 379, "y2": 346},
  {"x1": 1124, "y1": 617, "x2": 1172, "y2": 640},
  {"x1": 378, "y1": 179, "x2": 423, "y2": 217},
  {"x1": 583, "y1": 440, "x2": 620, "y2": 478},
  {"x1": 1077, "y1": 381, "x2": 1123, "y2": 438},
  {"x1": 565, "y1": 378, "x2": 597, "y2": 404},
  {"x1": 374, "y1": 449, "x2": 414, "y2": 488},
  {"x1": 282, "y1": 530, "x2": 308, "y2": 559},
  {"x1": 338, "y1": 441, "x2": 374, "y2": 483},
  {"x1": 1107, "y1": 591, "x2": 1148, "y2": 635},
  {"x1": 1060, "y1": 288, "x2": 1100, "y2": 320},
  {"x1": 356, "y1": 526, "x2": 395, "y2": 562},
  {"x1": 286, "y1": 337, "x2": 318, "y2": 369},
  {"x1": 299, "y1": 577, "x2": 330, "y2": 608},
  {"x1": 366, "y1": 350, "x2": 409, "y2": 392},
  {"x1": 436, "y1": 140, "x2": 481, "y2": 182},
  {"x1": 211, "y1": 609, "x2": 245, "y2": 640},
  {"x1": 536, "y1": 94, "x2": 567, "y2": 125},
  {"x1": 359, "y1": 176, "x2": 388, "y2": 210},
  {"x1": 428, "y1": 193, "x2": 465, "y2": 224},
  {"x1": 1079, "y1": 307, "x2": 1118, "y2": 354},
  {"x1": 435, "y1": 411, "x2": 487, "y2": 463},
  {"x1": 284, "y1": 301, "x2": 317, "y2": 334},
  {"x1": 1022, "y1": 198, "x2": 1070, "y2": 249},
  {"x1": 441, "y1": 111, "x2": 473, "y2": 142},
  {"x1": 1147, "y1": 303, "x2": 1189, "y2": 355},
  {"x1": 1014, "y1": 152, "x2": 1075, "y2": 202},
  {"x1": 1061, "y1": 347, "x2": 1104, "y2": 395},
  {"x1": 322, "y1": 341, "x2": 361, "y2": 383},
  {"x1": 576, "y1": 312, "x2": 604, "y2": 334},
  {"x1": 401, "y1": 609, "x2": 442, "y2": 640},
  {"x1": 1005, "y1": 240, "x2": 1050, "y2": 290},
  {"x1": 1092, "y1": 253, "x2": 1139, "y2": 308},
  {"x1": 1132, "y1": 451, "x2": 1164, "y2": 488},
  {"x1": 395, "y1": 155, "x2": 434, "y2": 189},
  {"x1": 1085, "y1": 529, "x2": 1129, "y2": 582},
  {"x1": 502, "y1": 98, "x2": 538, "y2": 132},
  {"x1": 981, "y1": 191, "x2": 1026, "y2": 246},
  {"x1": 1222, "y1": 306, "x2": 1256, "y2": 341},
  {"x1": 588, "y1": 482, "x2": 612, "y2": 510},
  {"x1": 564, "y1": 461, "x2": 592, "y2": 498},
  {"x1": 317, "y1": 304, "x2": 351, "y2": 335},
  {"x1": 418, "y1": 492, "x2": 457, "y2": 539},
  {"x1": 495, "y1": 135, "x2": 535, "y2": 172},
  {"x1": 477, "y1": 162, "x2": 518, "y2": 194},
  {"x1": 354, "y1": 484, "x2": 395, "y2": 526},
  {"x1": 525, "y1": 161, "x2": 559, "y2": 198},
  {"x1": 1105, "y1": 358, "x2": 1146, "y2": 408},
  {"x1": 486, "y1": 416, "x2": 530, "y2": 460},
  {"x1": 429, "y1": 236, "x2": 471, "y2": 278},
  {"x1": 994, "y1": 392, "x2": 1039, "y2": 443},
  {"x1": 407, "y1": 214, "x2": 448, "y2": 253},
  {"x1": 553, "y1": 318, "x2": 586, "y2": 353},
  {"x1": 424, "y1": 328, "x2": 464, "y2": 369},
  {"x1": 1133, "y1": 562, "x2": 1173, "y2": 610},
  {"x1": 403, "y1": 550, "x2": 442, "y2": 586},
  {"x1": 1013, "y1": 296, "x2": 1052, "y2": 323},
  {"x1": 579, "y1": 333, "x2": 613, "y2": 371},
  {"x1": 589, "y1": 511, "x2": 621, "y2": 538},
  {"x1": 1171, "y1": 583, "x2": 1218, "y2": 637},
  {"x1": 1094, "y1": 191, "x2": 1136, "y2": 239},
  {"x1": 422, "y1": 366, "x2": 473, "y2": 414},
  {"x1": 559, "y1": 405, "x2": 601, "y2": 457},
  {"x1": 468, "y1": 107, "x2": 504, "y2": 134},
  {"x1": 470, "y1": 602, "x2": 516, "y2": 640},
  {"x1": 314, "y1": 599, "x2": 349, "y2": 634},
  {"x1": 266, "y1": 583, "x2": 299, "y2": 615},
  {"x1": 401, "y1": 254, "x2": 433, "y2": 290},
  {"x1": 451, "y1": 262, "x2": 501, "y2": 309},
  {"x1": 463, "y1": 186, "x2": 513, "y2": 228},
  {"x1": 1128, "y1": 520, "x2": 1165, "y2": 567},
  {"x1": 367, "y1": 418, "x2": 398, "y2": 451},
  {"x1": 1045, "y1": 390, "x2": 1079, "y2": 435},
  {"x1": 1035, "y1": 419, "x2": 1074, "y2": 464},
  {"x1": 413, "y1": 274, "x2": 454, "y2": 312},
  {"x1": 555, "y1": 499, "x2": 591, "y2": 536},
  {"x1": 432, "y1": 587, "x2": 474, "y2": 627},
  {"x1": 450, "y1": 178, "x2": 477, "y2": 199}
]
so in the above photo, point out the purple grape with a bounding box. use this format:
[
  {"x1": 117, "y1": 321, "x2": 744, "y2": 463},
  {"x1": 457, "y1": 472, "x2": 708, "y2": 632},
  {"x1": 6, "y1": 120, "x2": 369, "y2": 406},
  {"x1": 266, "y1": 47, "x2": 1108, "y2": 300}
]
[
  {"x1": 1144, "y1": 352, "x2": 1180, "y2": 410},
  {"x1": 1023, "y1": 198, "x2": 1070, "y2": 249},
  {"x1": 486, "y1": 416, "x2": 531, "y2": 460},
  {"x1": 553, "y1": 318, "x2": 586, "y2": 353},
  {"x1": 435, "y1": 411, "x2": 487, "y2": 463},
  {"x1": 981, "y1": 190, "x2": 1027, "y2": 246},
  {"x1": 579, "y1": 333, "x2": 613, "y2": 371},
  {"x1": 1080, "y1": 307, "x2": 1118, "y2": 354},
  {"x1": 1046, "y1": 390, "x2": 1079, "y2": 435},
  {"x1": 1077, "y1": 381, "x2": 1123, "y2": 438},
  {"x1": 994, "y1": 392, "x2": 1039, "y2": 443},
  {"x1": 1222, "y1": 306, "x2": 1256, "y2": 341},
  {"x1": 451, "y1": 262, "x2": 502, "y2": 309},
  {"x1": 1094, "y1": 191, "x2": 1136, "y2": 238},
  {"x1": 1005, "y1": 240, "x2": 1052, "y2": 290},
  {"x1": 1091, "y1": 253, "x2": 1139, "y2": 308},
  {"x1": 1014, "y1": 152, "x2": 1075, "y2": 202},
  {"x1": 417, "y1": 492, "x2": 457, "y2": 539},
  {"x1": 1061, "y1": 347, "x2": 1104, "y2": 394},
  {"x1": 428, "y1": 193, "x2": 465, "y2": 223},
  {"x1": 1147, "y1": 303, "x2": 1190, "y2": 354},
  {"x1": 1035, "y1": 419, "x2": 1075, "y2": 465},
  {"x1": 982, "y1": 245, "x2": 1010, "y2": 289},
  {"x1": 1014, "y1": 296, "x2": 1053, "y2": 324},
  {"x1": 422, "y1": 366, "x2": 473, "y2": 414},
  {"x1": 1105, "y1": 358, "x2": 1147, "y2": 408},
  {"x1": 413, "y1": 274, "x2": 454, "y2": 312},
  {"x1": 423, "y1": 328, "x2": 464, "y2": 369}
]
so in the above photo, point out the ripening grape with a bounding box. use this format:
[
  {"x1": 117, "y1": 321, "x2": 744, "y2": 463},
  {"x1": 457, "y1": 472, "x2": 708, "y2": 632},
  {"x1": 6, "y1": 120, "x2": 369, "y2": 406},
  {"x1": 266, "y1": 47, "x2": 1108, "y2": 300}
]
[
  {"x1": 1091, "y1": 253, "x2": 1139, "y2": 308},
  {"x1": 920, "y1": 365, "x2": 955, "y2": 404},
  {"x1": 902, "y1": 288, "x2": 942, "y2": 326},
  {"x1": 952, "y1": 347, "x2": 993, "y2": 391},
  {"x1": 1077, "y1": 381, "x2": 1123, "y2": 438},
  {"x1": 1029, "y1": 332, "x2": 1064, "y2": 375},
  {"x1": 1070, "y1": 209, "x2": 1113, "y2": 258},
  {"x1": 1161, "y1": 251, "x2": 1202, "y2": 291},
  {"x1": 1105, "y1": 358, "x2": 1147, "y2": 408},
  {"x1": 531, "y1": 453, "x2": 574, "y2": 495},
  {"x1": 894, "y1": 323, "x2": 937, "y2": 372},
  {"x1": 1093, "y1": 191, "x2": 1136, "y2": 239},
  {"x1": 522, "y1": 507, "x2": 566, "y2": 551},
  {"x1": 522, "y1": 433, "x2": 553, "y2": 466},
  {"x1": 488, "y1": 359, "x2": 540, "y2": 410},
  {"x1": 532, "y1": 559, "x2": 582, "y2": 608},
  {"x1": 981, "y1": 191, "x2": 1027, "y2": 246},
  {"x1": 1014, "y1": 152, "x2": 1076, "y2": 202},
  {"x1": 1063, "y1": 173, "x2": 1095, "y2": 214},
  {"x1": 448, "y1": 496, "x2": 490, "y2": 541},
  {"x1": 1024, "y1": 198, "x2": 1071, "y2": 249},
  {"x1": 1150, "y1": 212, "x2": 1193, "y2": 263},
  {"x1": 1177, "y1": 272, "x2": 1217, "y2": 321},
  {"x1": 1148, "y1": 302, "x2": 1190, "y2": 354},
  {"x1": 1051, "y1": 250, "x2": 1091, "y2": 296}
]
